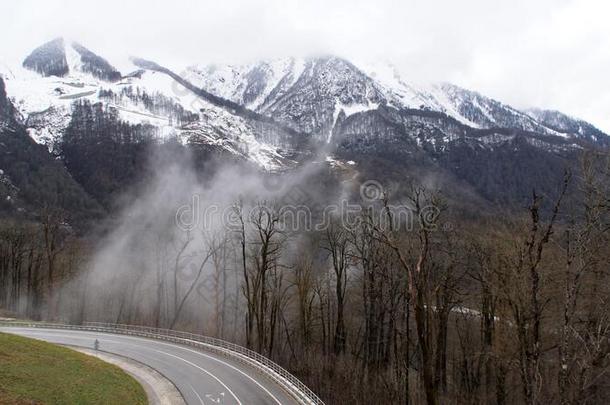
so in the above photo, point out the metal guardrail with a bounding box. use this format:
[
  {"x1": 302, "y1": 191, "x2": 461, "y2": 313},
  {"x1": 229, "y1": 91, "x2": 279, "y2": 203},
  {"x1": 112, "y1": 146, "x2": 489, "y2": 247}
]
[{"x1": 0, "y1": 321, "x2": 324, "y2": 405}]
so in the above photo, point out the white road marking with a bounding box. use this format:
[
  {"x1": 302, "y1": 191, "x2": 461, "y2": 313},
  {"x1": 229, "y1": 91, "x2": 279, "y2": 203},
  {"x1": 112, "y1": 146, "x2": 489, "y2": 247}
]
[
  {"x1": 205, "y1": 392, "x2": 224, "y2": 404},
  {"x1": 164, "y1": 342, "x2": 283, "y2": 405},
  {"x1": 151, "y1": 348, "x2": 241, "y2": 405},
  {"x1": 190, "y1": 384, "x2": 206, "y2": 405}
]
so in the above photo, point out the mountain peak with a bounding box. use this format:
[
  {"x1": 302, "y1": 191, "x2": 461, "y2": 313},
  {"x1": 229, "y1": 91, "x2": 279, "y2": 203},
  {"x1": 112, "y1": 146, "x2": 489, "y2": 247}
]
[
  {"x1": 525, "y1": 108, "x2": 609, "y2": 144},
  {"x1": 22, "y1": 37, "x2": 69, "y2": 77},
  {"x1": 183, "y1": 55, "x2": 610, "y2": 143},
  {"x1": 22, "y1": 38, "x2": 121, "y2": 82}
]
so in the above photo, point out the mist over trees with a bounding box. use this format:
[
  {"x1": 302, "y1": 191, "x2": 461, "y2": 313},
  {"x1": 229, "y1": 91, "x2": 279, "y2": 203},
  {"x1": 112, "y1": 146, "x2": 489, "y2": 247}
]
[{"x1": 1, "y1": 143, "x2": 608, "y2": 404}]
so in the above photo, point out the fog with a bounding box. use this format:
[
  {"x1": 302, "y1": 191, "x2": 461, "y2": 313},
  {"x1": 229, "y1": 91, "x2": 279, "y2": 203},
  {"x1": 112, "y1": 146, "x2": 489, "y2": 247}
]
[{"x1": 53, "y1": 144, "x2": 347, "y2": 336}]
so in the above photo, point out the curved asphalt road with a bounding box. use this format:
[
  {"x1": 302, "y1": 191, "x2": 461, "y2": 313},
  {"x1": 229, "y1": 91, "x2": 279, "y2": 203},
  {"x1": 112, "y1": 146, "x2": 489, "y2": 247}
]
[{"x1": 0, "y1": 327, "x2": 297, "y2": 405}]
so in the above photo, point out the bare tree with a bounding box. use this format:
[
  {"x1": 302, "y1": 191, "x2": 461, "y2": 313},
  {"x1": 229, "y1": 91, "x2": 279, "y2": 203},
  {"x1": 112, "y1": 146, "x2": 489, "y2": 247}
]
[
  {"x1": 233, "y1": 200, "x2": 254, "y2": 348},
  {"x1": 495, "y1": 174, "x2": 569, "y2": 405},
  {"x1": 322, "y1": 219, "x2": 351, "y2": 355},
  {"x1": 558, "y1": 154, "x2": 610, "y2": 404},
  {"x1": 169, "y1": 230, "x2": 221, "y2": 330},
  {"x1": 376, "y1": 186, "x2": 446, "y2": 405},
  {"x1": 40, "y1": 206, "x2": 68, "y2": 320},
  {"x1": 293, "y1": 252, "x2": 316, "y2": 349},
  {"x1": 247, "y1": 201, "x2": 286, "y2": 357}
]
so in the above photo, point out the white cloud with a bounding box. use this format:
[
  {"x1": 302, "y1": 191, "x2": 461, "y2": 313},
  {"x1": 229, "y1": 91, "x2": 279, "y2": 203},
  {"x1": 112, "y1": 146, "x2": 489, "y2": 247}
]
[{"x1": 1, "y1": 0, "x2": 608, "y2": 132}]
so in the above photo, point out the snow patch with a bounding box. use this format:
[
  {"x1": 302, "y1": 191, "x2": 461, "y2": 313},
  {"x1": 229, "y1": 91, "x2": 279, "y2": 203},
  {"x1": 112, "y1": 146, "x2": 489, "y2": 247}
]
[
  {"x1": 330, "y1": 99, "x2": 379, "y2": 142},
  {"x1": 64, "y1": 41, "x2": 83, "y2": 72}
]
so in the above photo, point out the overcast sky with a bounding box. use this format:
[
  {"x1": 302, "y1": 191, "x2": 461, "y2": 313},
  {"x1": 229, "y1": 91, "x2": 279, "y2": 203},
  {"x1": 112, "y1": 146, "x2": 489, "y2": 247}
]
[{"x1": 2, "y1": 0, "x2": 609, "y2": 132}]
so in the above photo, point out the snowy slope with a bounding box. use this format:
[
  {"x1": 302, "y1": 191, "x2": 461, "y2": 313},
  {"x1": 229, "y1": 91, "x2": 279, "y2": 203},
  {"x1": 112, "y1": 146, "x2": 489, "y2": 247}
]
[
  {"x1": 524, "y1": 108, "x2": 608, "y2": 144},
  {"x1": 3, "y1": 39, "x2": 608, "y2": 174},
  {"x1": 186, "y1": 58, "x2": 307, "y2": 110},
  {"x1": 189, "y1": 56, "x2": 583, "y2": 140},
  {"x1": 0, "y1": 63, "x2": 176, "y2": 149},
  {"x1": 188, "y1": 57, "x2": 386, "y2": 139},
  {"x1": 355, "y1": 61, "x2": 567, "y2": 136},
  {"x1": 1, "y1": 40, "x2": 293, "y2": 170}
]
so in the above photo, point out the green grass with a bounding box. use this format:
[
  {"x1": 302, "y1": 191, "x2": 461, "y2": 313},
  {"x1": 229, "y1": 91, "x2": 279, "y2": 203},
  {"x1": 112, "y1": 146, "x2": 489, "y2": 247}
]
[{"x1": 0, "y1": 332, "x2": 147, "y2": 405}]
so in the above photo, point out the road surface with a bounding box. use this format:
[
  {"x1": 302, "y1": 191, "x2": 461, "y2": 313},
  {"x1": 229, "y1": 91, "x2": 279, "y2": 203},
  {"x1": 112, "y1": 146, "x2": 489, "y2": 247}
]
[{"x1": 1, "y1": 327, "x2": 298, "y2": 405}]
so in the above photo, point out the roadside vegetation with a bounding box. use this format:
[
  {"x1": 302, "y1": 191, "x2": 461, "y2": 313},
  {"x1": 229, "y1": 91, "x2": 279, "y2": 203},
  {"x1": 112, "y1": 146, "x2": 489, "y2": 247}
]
[{"x1": 0, "y1": 332, "x2": 147, "y2": 405}]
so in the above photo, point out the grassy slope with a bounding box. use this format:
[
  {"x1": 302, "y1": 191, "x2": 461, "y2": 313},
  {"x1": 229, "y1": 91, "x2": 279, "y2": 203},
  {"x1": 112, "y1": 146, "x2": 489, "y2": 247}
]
[{"x1": 0, "y1": 332, "x2": 147, "y2": 405}]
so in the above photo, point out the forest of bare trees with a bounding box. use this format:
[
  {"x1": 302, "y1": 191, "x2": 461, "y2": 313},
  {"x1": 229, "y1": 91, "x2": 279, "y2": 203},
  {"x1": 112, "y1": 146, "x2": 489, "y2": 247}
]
[{"x1": 1, "y1": 152, "x2": 609, "y2": 404}]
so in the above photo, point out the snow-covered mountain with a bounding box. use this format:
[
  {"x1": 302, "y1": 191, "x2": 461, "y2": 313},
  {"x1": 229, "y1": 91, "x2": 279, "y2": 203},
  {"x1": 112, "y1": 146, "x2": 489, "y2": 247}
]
[
  {"x1": 1, "y1": 38, "x2": 296, "y2": 170},
  {"x1": 0, "y1": 74, "x2": 102, "y2": 220},
  {"x1": 181, "y1": 54, "x2": 609, "y2": 206},
  {"x1": 186, "y1": 57, "x2": 602, "y2": 143},
  {"x1": 22, "y1": 37, "x2": 121, "y2": 81},
  {"x1": 1, "y1": 38, "x2": 608, "y2": 215},
  {"x1": 524, "y1": 108, "x2": 608, "y2": 144},
  {"x1": 187, "y1": 57, "x2": 385, "y2": 141},
  {"x1": 3, "y1": 39, "x2": 608, "y2": 168}
]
